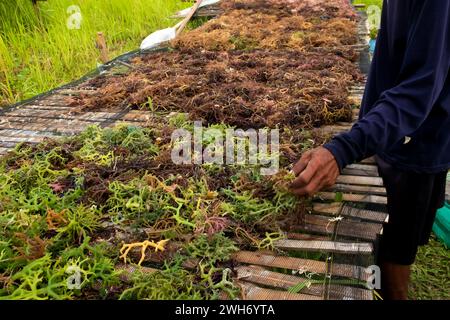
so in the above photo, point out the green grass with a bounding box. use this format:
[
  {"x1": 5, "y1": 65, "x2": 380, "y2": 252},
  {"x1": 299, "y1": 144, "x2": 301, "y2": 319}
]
[
  {"x1": 0, "y1": 0, "x2": 191, "y2": 106},
  {"x1": 353, "y1": 0, "x2": 383, "y2": 8},
  {"x1": 410, "y1": 234, "x2": 450, "y2": 300}
]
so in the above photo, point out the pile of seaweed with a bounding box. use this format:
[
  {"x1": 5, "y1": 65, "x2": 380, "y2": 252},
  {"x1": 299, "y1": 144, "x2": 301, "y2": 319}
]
[
  {"x1": 220, "y1": 0, "x2": 359, "y2": 20},
  {"x1": 174, "y1": 7, "x2": 359, "y2": 56},
  {"x1": 0, "y1": 121, "x2": 322, "y2": 300},
  {"x1": 0, "y1": 0, "x2": 363, "y2": 300},
  {"x1": 72, "y1": 49, "x2": 361, "y2": 129}
]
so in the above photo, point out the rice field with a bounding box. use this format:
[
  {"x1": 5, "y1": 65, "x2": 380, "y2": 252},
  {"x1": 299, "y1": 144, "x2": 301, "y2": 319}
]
[{"x1": 0, "y1": 0, "x2": 190, "y2": 106}]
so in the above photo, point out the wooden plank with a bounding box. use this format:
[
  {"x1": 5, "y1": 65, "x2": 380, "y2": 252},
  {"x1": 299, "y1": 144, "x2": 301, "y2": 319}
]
[
  {"x1": 235, "y1": 266, "x2": 372, "y2": 300},
  {"x1": 58, "y1": 89, "x2": 97, "y2": 96},
  {"x1": 0, "y1": 125, "x2": 78, "y2": 135},
  {"x1": 3, "y1": 110, "x2": 151, "y2": 123},
  {"x1": 5, "y1": 109, "x2": 67, "y2": 117},
  {"x1": 349, "y1": 87, "x2": 365, "y2": 93},
  {"x1": 327, "y1": 284, "x2": 373, "y2": 300},
  {"x1": 286, "y1": 233, "x2": 330, "y2": 241},
  {"x1": 5, "y1": 108, "x2": 91, "y2": 118},
  {"x1": 0, "y1": 135, "x2": 46, "y2": 144},
  {"x1": 343, "y1": 164, "x2": 379, "y2": 176},
  {"x1": 360, "y1": 157, "x2": 376, "y2": 164},
  {"x1": 313, "y1": 202, "x2": 388, "y2": 223},
  {"x1": 35, "y1": 92, "x2": 70, "y2": 99},
  {"x1": 22, "y1": 103, "x2": 73, "y2": 109},
  {"x1": 0, "y1": 119, "x2": 95, "y2": 134},
  {"x1": 233, "y1": 251, "x2": 369, "y2": 281},
  {"x1": 316, "y1": 192, "x2": 387, "y2": 205},
  {"x1": 313, "y1": 202, "x2": 342, "y2": 216},
  {"x1": 236, "y1": 265, "x2": 325, "y2": 297},
  {"x1": 3, "y1": 114, "x2": 109, "y2": 124},
  {"x1": 0, "y1": 147, "x2": 11, "y2": 155},
  {"x1": 328, "y1": 184, "x2": 386, "y2": 196},
  {"x1": 341, "y1": 204, "x2": 389, "y2": 224},
  {"x1": 342, "y1": 170, "x2": 378, "y2": 178},
  {"x1": 234, "y1": 251, "x2": 326, "y2": 275},
  {"x1": 0, "y1": 129, "x2": 58, "y2": 138},
  {"x1": 238, "y1": 282, "x2": 321, "y2": 300},
  {"x1": 336, "y1": 175, "x2": 384, "y2": 187},
  {"x1": 347, "y1": 164, "x2": 378, "y2": 171},
  {"x1": 0, "y1": 141, "x2": 18, "y2": 148},
  {"x1": 0, "y1": 116, "x2": 99, "y2": 126},
  {"x1": 299, "y1": 214, "x2": 383, "y2": 241},
  {"x1": 14, "y1": 105, "x2": 74, "y2": 112},
  {"x1": 274, "y1": 239, "x2": 373, "y2": 255}
]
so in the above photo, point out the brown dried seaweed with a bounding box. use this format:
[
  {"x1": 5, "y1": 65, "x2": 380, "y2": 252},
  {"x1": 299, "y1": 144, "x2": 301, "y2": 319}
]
[{"x1": 70, "y1": 49, "x2": 361, "y2": 129}]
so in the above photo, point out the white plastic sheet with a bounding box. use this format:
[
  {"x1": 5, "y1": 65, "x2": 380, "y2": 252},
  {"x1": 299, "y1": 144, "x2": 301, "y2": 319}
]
[
  {"x1": 176, "y1": 0, "x2": 220, "y2": 17},
  {"x1": 140, "y1": 27, "x2": 177, "y2": 50}
]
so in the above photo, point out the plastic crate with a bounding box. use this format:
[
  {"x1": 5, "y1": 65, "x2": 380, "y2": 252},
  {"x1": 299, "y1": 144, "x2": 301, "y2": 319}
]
[{"x1": 433, "y1": 202, "x2": 450, "y2": 248}]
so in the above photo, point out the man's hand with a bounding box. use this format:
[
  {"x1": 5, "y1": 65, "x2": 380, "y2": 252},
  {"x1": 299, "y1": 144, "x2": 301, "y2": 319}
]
[{"x1": 290, "y1": 147, "x2": 340, "y2": 196}]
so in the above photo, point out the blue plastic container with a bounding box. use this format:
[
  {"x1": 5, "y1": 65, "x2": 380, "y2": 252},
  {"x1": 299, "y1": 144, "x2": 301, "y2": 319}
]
[
  {"x1": 369, "y1": 39, "x2": 377, "y2": 54},
  {"x1": 433, "y1": 202, "x2": 450, "y2": 248}
]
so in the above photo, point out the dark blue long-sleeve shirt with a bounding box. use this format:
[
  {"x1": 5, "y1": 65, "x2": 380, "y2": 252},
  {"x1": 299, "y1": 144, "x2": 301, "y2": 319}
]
[{"x1": 324, "y1": 0, "x2": 450, "y2": 173}]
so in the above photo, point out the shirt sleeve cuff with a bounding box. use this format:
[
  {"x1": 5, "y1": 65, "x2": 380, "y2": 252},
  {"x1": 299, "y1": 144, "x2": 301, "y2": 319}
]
[{"x1": 323, "y1": 138, "x2": 355, "y2": 172}]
